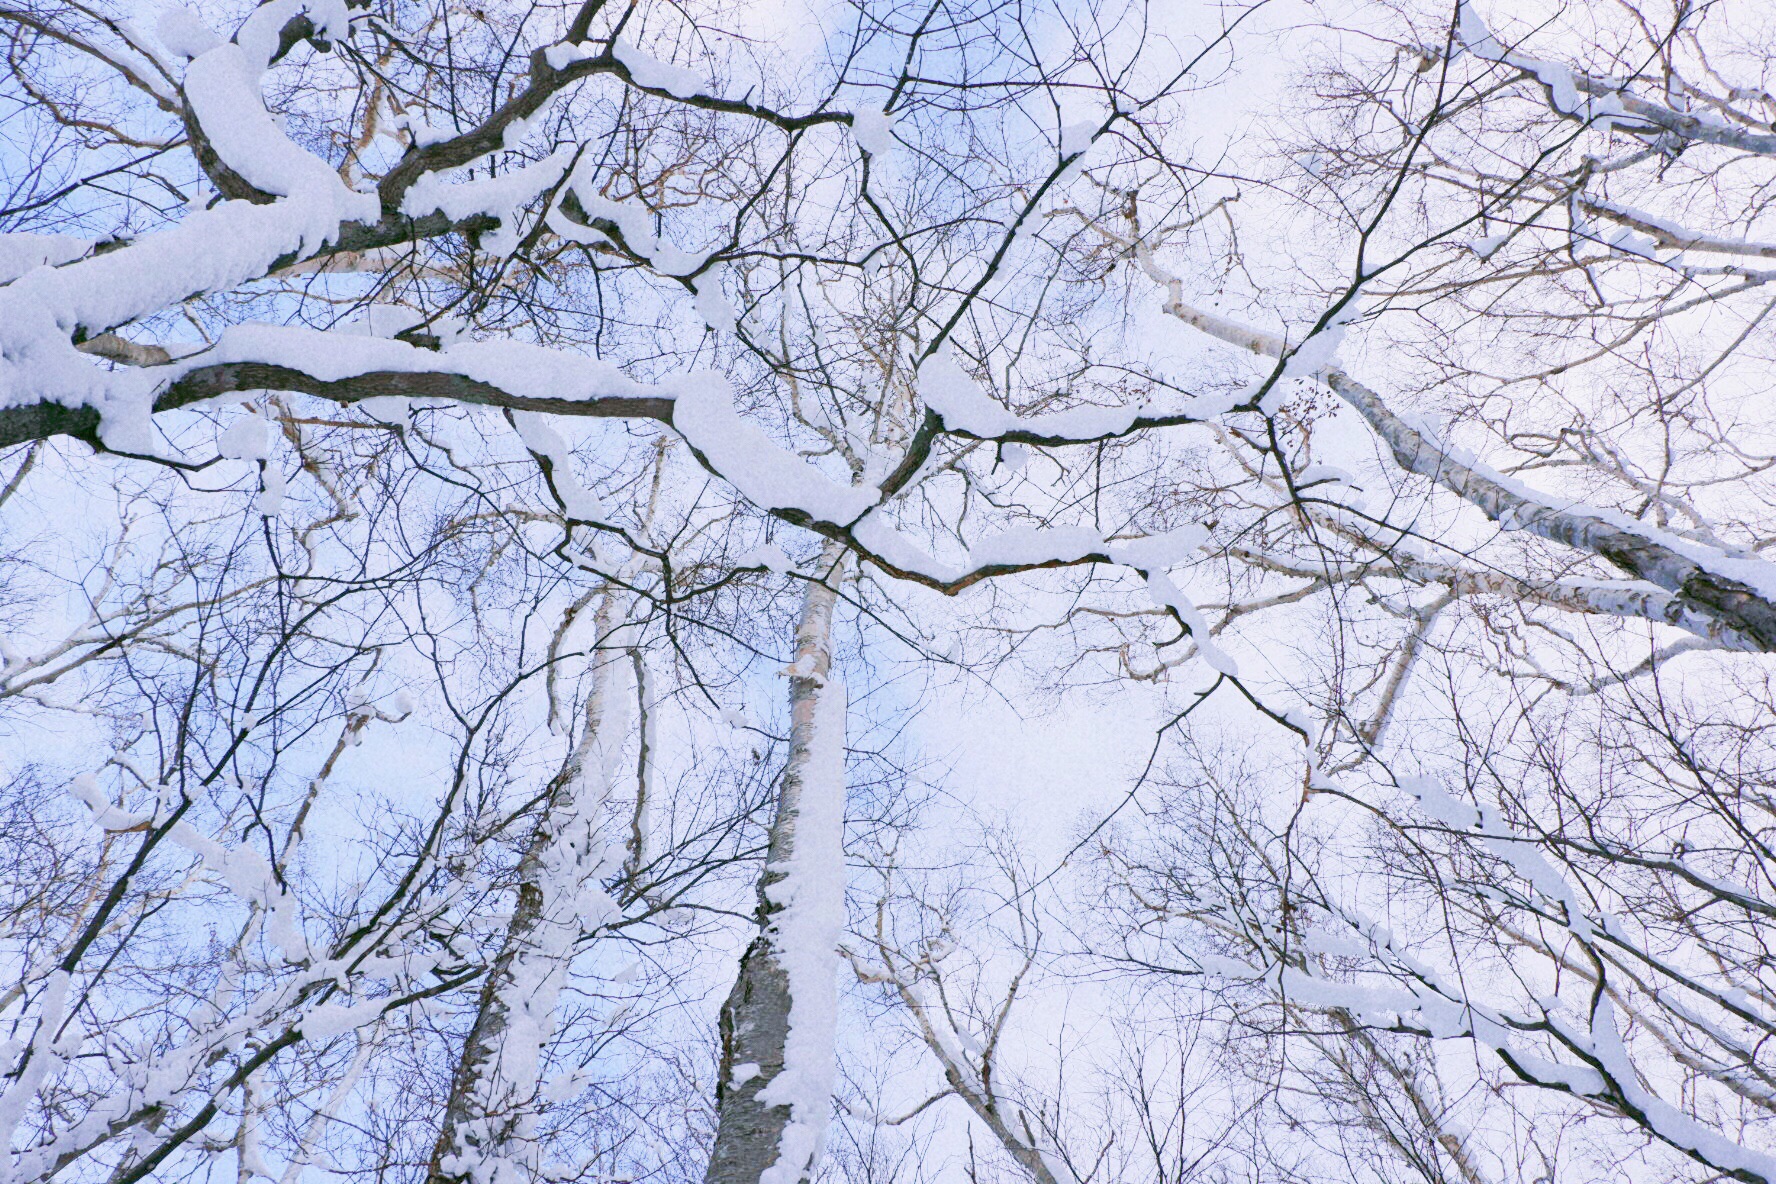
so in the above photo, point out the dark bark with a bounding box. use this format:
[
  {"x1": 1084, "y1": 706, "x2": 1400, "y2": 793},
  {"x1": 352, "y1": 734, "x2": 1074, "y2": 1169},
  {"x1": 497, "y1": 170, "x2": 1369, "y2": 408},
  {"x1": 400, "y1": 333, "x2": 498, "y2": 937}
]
[{"x1": 0, "y1": 365, "x2": 673, "y2": 452}]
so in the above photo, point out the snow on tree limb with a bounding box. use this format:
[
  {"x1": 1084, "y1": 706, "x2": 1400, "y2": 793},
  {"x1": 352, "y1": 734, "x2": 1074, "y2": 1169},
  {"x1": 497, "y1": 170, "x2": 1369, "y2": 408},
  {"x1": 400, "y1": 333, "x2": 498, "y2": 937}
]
[
  {"x1": 430, "y1": 593, "x2": 628, "y2": 1184},
  {"x1": 1263, "y1": 774, "x2": 1776, "y2": 1184},
  {"x1": 10, "y1": 5, "x2": 1776, "y2": 1184}
]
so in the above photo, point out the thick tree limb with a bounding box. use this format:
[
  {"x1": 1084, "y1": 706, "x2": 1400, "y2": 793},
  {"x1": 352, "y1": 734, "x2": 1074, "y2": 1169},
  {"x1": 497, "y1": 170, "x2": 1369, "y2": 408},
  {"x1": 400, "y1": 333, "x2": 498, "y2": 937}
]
[
  {"x1": 1322, "y1": 369, "x2": 1776, "y2": 651},
  {"x1": 1459, "y1": 2, "x2": 1776, "y2": 156},
  {"x1": 1227, "y1": 543, "x2": 1765, "y2": 652},
  {"x1": 0, "y1": 364, "x2": 674, "y2": 451},
  {"x1": 428, "y1": 594, "x2": 622, "y2": 1184}
]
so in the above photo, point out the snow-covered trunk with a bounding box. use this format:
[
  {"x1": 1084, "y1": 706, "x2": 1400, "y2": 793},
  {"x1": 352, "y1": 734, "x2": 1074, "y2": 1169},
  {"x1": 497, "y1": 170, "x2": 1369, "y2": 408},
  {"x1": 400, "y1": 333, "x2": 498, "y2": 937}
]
[
  {"x1": 704, "y1": 544, "x2": 850, "y2": 1184},
  {"x1": 428, "y1": 592, "x2": 626, "y2": 1184}
]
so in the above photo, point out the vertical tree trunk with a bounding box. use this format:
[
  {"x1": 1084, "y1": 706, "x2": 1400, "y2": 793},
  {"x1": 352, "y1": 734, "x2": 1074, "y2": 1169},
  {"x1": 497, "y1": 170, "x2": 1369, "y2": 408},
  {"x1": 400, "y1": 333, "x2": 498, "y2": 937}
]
[
  {"x1": 428, "y1": 592, "x2": 624, "y2": 1184},
  {"x1": 704, "y1": 544, "x2": 850, "y2": 1184}
]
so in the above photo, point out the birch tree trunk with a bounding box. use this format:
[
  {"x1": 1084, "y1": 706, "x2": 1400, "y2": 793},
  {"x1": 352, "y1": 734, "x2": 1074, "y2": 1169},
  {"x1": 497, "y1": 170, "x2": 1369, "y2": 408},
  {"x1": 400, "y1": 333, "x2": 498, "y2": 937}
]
[
  {"x1": 428, "y1": 591, "x2": 623, "y2": 1184},
  {"x1": 704, "y1": 543, "x2": 850, "y2": 1184}
]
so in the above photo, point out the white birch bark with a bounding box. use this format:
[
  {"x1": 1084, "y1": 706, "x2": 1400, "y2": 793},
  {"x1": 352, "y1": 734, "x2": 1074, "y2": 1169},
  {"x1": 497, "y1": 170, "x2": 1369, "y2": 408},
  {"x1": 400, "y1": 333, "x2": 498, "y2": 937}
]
[{"x1": 704, "y1": 542, "x2": 850, "y2": 1184}]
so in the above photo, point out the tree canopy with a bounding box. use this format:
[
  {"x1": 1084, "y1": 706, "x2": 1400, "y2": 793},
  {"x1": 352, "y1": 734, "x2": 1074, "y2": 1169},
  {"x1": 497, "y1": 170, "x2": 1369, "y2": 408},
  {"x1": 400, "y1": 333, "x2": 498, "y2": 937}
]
[{"x1": 6, "y1": 2, "x2": 1776, "y2": 1183}]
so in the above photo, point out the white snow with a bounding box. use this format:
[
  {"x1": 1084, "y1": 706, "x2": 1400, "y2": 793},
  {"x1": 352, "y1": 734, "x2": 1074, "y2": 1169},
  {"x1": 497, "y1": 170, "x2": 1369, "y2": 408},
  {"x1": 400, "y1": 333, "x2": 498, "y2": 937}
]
[
  {"x1": 611, "y1": 37, "x2": 704, "y2": 99},
  {"x1": 1455, "y1": 1, "x2": 1505, "y2": 60},
  {"x1": 155, "y1": 5, "x2": 221, "y2": 59},
  {"x1": 1466, "y1": 233, "x2": 1508, "y2": 260},
  {"x1": 1156, "y1": 282, "x2": 1776, "y2": 619},
  {"x1": 549, "y1": 160, "x2": 713, "y2": 278},
  {"x1": 1060, "y1": 120, "x2": 1097, "y2": 157},
  {"x1": 916, "y1": 350, "x2": 1143, "y2": 440},
  {"x1": 0, "y1": 233, "x2": 90, "y2": 284},
  {"x1": 259, "y1": 463, "x2": 286, "y2": 515},
  {"x1": 672, "y1": 379, "x2": 877, "y2": 522},
  {"x1": 1605, "y1": 226, "x2": 1658, "y2": 258},
  {"x1": 66, "y1": 775, "x2": 151, "y2": 832},
  {"x1": 1108, "y1": 524, "x2": 1211, "y2": 569},
  {"x1": 511, "y1": 410, "x2": 609, "y2": 522},
  {"x1": 1279, "y1": 295, "x2": 1362, "y2": 385},
  {"x1": 156, "y1": 326, "x2": 932, "y2": 534},
  {"x1": 218, "y1": 413, "x2": 270, "y2": 461},
  {"x1": 1142, "y1": 573, "x2": 1241, "y2": 676},
  {"x1": 401, "y1": 147, "x2": 574, "y2": 253},
  {"x1": 692, "y1": 273, "x2": 738, "y2": 333},
  {"x1": 182, "y1": 41, "x2": 378, "y2": 251},
  {"x1": 851, "y1": 107, "x2": 895, "y2": 156},
  {"x1": 300, "y1": 1000, "x2": 387, "y2": 1039},
  {"x1": 0, "y1": 970, "x2": 70, "y2": 1163},
  {"x1": 1294, "y1": 464, "x2": 1357, "y2": 488},
  {"x1": 1401, "y1": 776, "x2": 1480, "y2": 830},
  {"x1": 394, "y1": 110, "x2": 457, "y2": 147},
  {"x1": 1455, "y1": 2, "x2": 1650, "y2": 131},
  {"x1": 1383, "y1": 400, "x2": 1776, "y2": 605},
  {"x1": 0, "y1": 22, "x2": 390, "y2": 450},
  {"x1": 966, "y1": 524, "x2": 1104, "y2": 568},
  {"x1": 543, "y1": 41, "x2": 594, "y2": 72}
]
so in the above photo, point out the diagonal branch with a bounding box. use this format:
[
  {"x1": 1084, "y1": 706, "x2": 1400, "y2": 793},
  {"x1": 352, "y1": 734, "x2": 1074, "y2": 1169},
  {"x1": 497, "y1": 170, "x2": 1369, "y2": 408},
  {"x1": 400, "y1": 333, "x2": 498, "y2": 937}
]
[{"x1": 1128, "y1": 239, "x2": 1776, "y2": 652}]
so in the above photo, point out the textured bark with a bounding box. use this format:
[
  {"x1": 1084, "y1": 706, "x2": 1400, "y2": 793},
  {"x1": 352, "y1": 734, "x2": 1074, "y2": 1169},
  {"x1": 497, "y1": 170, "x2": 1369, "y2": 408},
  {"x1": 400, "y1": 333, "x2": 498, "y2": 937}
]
[
  {"x1": 0, "y1": 399, "x2": 109, "y2": 451},
  {"x1": 706, "y1": 934, "x2": 797, "y2": 1184},
  {"x1": 704, "y1": 542, "x2": 848, "y2": 1184},
  {"x1": 1226, "y1": 541, "x2": 1760, "y2": 651},
  {"x1": 1542, "y1": 50, "x2": 1776, "y2": 156}
]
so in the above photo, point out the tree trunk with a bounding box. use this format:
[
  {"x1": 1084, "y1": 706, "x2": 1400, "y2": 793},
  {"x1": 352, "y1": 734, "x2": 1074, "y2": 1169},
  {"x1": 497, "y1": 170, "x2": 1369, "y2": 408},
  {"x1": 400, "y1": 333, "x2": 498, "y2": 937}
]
[
  {"x1": 428, "y1": 592, "x2": 624, "y2": 1184},
  {"x1": 705, "y1": 544, "x2": 849, "y2": 1184}
]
